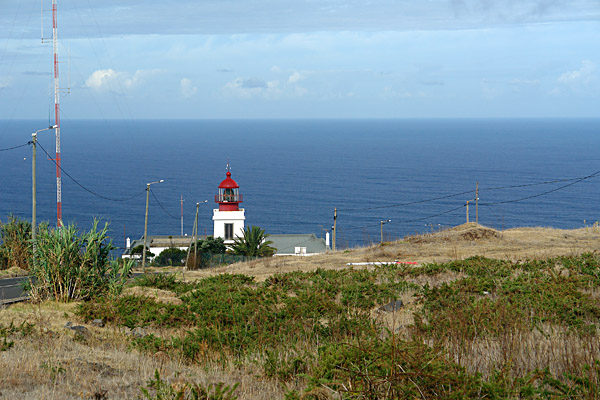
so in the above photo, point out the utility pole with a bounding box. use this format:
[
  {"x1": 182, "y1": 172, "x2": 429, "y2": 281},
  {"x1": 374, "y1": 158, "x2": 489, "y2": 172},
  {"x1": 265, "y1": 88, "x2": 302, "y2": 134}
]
[
  {"x1": 142, "y1": 179, "x2": 164, "y2": 273},
  {"x1": 476, "y1": 182, "x2": 479, "y2": 224},
  {"x1": 180, "y1": 194, "x2": 184, "y2": 236},
  {"x1": 466, "y1": 200, "x2": 470, "y2": 223},
  {"x1": 185, "y1": 202, "x2": 200, "y2": 269},
  {"x1": 32, "y1": 134, "x2": 37, "y2": 264},
  {"x1": 332, "y1": 208, "x2": 337, "y2": 251},
  {"x1": 31, "y1": 125, "x2": 57, "y2": 264},
  {"x1": 380, "y1": 219, "x2": 391, "y2": 244},
  {"x1": 194, "y1": 202, "x2": 199, "y2": 265},
  {"x1": 32, "y1": 134, "x2": 37, "y2": 241}
]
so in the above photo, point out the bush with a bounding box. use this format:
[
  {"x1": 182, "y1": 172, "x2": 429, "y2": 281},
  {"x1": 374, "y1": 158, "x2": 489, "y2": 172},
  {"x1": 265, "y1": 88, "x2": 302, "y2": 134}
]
[
  {"x1": 186, "y1": 236, "x2": 227, "y2": 269},
  {"x1": 29, "y1": 219, "x2": 133, "y2": 301},
  {"x1": 153, "y1": 248, "x2": 187, "y2": 266},
  {"x1": 194, "y1": 236, "x2": 226, "y2": 255},
  {"x1": 130, "y1": 244, "x2": 155, "y2": 258},
  {"x1": 0, "y1": 215, "x2": 32, "y2": 270}
]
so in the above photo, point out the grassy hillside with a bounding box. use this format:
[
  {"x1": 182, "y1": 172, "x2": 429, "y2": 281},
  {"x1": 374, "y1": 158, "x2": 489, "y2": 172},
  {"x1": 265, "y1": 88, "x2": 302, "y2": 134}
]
[{"x1": 1, "y1": 224, "x2": 600, "y2": 399}]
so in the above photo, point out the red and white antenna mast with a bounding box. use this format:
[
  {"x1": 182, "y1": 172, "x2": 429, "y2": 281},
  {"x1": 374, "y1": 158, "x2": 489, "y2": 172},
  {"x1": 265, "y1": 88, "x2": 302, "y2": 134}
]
[{"x1": 52, "y1": 0, "x2": 62, "y2": 226}]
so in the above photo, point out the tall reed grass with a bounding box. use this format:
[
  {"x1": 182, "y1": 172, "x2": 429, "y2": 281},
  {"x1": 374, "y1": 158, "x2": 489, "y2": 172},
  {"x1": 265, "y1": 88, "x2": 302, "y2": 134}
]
[{"x1": 27, "y1": 219, "x2": 133, "y2": 301}]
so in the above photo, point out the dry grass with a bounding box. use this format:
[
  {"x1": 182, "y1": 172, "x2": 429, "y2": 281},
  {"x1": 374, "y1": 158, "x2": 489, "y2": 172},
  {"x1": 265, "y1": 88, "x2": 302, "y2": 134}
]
[
  {"x1": 121, "y1": 286, "x2": 183, "y2": 305},
  {"x1": 439, "y1": 325, "x2": 600, "y2": 379},
  {"x1": 0, "y1": 302, "x2": 285, "y2": 400},
  {"x1": 0, "y1": 266, "x2": 28, "y2": 278},
  {"x1": 176, "y1": 223, "x2": 600, "y2": 282}
]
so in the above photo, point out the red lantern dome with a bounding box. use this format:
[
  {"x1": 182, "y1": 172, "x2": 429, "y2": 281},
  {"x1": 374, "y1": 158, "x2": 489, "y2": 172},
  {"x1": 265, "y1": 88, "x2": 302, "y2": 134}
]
[{"x1": 215, "y1": 171, "x2": 243, "y2": 211}]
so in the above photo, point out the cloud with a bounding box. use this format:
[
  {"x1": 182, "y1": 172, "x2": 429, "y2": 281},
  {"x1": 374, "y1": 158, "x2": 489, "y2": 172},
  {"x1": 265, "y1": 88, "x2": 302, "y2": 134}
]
[
  {"x1": 419, "y1": 80, "x2": 445, "y2": 86},
  {"x1": 0, "y1": 77, "x2": 12, "y2": 89},
  {"x1": 557, "y1": 60, "x2": 596, "y2": 85},
  {"x1": 508, "y1": 78, "x2": 540, "y2": 92},
  {"x1": 223, "y1": 77, "x2": 281, "y2": 98},
  {"x1": 383, "y1": 87, "x2": 424, "y2": 99},
  {"x1": 509, "y1": 78, "x2": 540, "y2": 86},
  {"x1": 239, "y1": 78, "x2": 268, "y2": 89},
  {"x1": 85, "y1": 69, "x2": 162, "y2": 92},
  {"x1": 288, "y1": 72, "x2": 304, "y2": 84},
  {"x1": 180, "y1": 78, "x2": 198, "y2": 98},
  {"x1": 85, "y1": 69, "x2": 119, "y2": 90},
  {"x1": 552, "y1": 60, "x2": 598, "y2": 95}
]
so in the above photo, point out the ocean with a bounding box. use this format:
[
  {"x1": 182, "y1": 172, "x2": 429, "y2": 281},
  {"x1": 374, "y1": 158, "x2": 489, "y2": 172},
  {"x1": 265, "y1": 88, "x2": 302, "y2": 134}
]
[{"x1": 1, "y1": 118, "x2": 599, "y2": 250}]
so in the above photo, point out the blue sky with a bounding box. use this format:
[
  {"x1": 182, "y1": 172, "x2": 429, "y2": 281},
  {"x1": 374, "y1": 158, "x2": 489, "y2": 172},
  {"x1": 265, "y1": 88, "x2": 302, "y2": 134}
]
[{"x1": 1, "y1": 0, "x2": 599, "y2": 119}]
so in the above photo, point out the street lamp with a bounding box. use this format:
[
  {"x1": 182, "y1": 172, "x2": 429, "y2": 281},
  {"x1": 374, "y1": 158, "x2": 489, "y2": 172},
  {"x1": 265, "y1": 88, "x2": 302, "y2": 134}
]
[
  {"x1": 380, "y1": 219, "x2": 391, "y2": 244},
  {"x1": 31, "y1": 125, "x2": 57, "y2": 264},
  {"x1": 142, "y1": 179, "x2": 165, "y2": 273}
]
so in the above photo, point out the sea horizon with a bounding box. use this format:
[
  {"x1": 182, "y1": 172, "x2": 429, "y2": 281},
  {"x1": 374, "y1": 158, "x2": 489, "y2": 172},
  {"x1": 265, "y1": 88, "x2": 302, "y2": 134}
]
[{"x1": 1, "y1": 117, "x2": 599, "y2": 249}]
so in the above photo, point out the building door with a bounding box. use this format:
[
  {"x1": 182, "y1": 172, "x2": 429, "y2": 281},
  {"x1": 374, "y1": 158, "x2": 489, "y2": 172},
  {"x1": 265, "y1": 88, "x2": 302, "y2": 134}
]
[{"x1": 225, "y1": 223, "x2": 234, "y2": 240}]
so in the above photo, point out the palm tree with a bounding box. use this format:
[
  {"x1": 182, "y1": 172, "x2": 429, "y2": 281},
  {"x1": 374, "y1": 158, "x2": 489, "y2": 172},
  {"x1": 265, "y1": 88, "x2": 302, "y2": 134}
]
[{"x1": 230, "y1": 226, "x2": 275, "y2": 257}]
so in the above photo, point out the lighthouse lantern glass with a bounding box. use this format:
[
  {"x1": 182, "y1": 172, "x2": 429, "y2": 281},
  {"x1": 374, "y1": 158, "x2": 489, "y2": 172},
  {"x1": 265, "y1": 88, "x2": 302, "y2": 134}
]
[{"x1": 219, "y1": 187, "x2": 239, "y2": 202}]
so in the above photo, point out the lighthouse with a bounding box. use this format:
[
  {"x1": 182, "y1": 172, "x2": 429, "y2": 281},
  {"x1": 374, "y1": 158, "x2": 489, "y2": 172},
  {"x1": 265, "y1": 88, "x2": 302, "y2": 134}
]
[{"x1": 213, "y1": 167, "x2": 245, "y2": 244}]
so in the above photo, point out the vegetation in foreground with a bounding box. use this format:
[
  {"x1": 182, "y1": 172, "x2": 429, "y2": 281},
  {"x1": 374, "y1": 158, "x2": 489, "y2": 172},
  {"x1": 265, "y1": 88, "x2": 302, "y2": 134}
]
[
  {"x1": 2, "y1": 214, "x2": 600, "y2": 398},
  {"x1": 74, "y1": 253, "x2": 600, "y2": 399}
]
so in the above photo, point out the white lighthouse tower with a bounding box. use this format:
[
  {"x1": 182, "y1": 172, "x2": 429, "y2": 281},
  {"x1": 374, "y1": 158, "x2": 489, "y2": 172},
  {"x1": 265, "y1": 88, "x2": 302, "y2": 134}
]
[{"x1": 213, "y1": 167, "x2": 245, "y2": 244}]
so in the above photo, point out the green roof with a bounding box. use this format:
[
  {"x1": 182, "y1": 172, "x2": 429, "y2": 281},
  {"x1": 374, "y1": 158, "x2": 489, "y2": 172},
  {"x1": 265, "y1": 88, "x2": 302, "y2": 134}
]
[{"x1": 269, "y1": 234, "x2": 328, "y2": 255}]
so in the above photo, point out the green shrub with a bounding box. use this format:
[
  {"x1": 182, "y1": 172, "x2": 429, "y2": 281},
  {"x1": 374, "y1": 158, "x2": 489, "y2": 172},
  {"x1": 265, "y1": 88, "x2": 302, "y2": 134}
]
[
  {"x1": 141, "y1": 369, "x2": 238, "y2": 400},
  {"x1": 0, "y1": 215, "x2": 32, "y2": 270},
  {"x1": 130, "y1": 244, "x2": 155, "y2": 258},
  {"x1": 153, "y1": 248, "x2": 187, "y2": 266},
  {"x1": 194, "y1": 236, "x2": 226, "y2": 255}
]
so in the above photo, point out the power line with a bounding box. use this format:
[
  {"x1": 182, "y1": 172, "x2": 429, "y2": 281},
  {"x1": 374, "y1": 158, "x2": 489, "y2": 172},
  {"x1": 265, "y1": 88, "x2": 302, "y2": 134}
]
[
  {"x1": 0, "y1": 141, "x2": 32, "y2": 152},
  {"x1": 479, "y1": 170, "x2": 600, "y2": 206},
  {"x1": 337, "y1": 170, "x2": 599, "y2": 232},
  {"x1": 480, "y1": 176, "x2": 592, "y2": 191},
  {"x1": 338, "y1": 189, "x2": 475, "y2": 212},
  {"x1": 150, "y1": 189, "x2": 179, "y2": 219},
  {"x1": 341, "y1": 203, "x2": 466, "y2": 232},
  {"x1": 37, "y1": 141, "x2": 146, "y2": 202},
  {"x1": 396, "y1": 204, "x2": 466, "y2": 223},
  {"x1": 337, "y1": 169, "x2": 600, "y2": 213}
]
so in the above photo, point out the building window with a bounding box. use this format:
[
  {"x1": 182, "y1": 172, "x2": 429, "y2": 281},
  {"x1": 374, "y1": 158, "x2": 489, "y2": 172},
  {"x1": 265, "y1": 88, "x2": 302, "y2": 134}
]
[
  {"x1": 295, "y1": 247, "x2": 307, "y2": 255},
  {"x1": 225, "y1": 223, "x2": 234, "y2": 240}
]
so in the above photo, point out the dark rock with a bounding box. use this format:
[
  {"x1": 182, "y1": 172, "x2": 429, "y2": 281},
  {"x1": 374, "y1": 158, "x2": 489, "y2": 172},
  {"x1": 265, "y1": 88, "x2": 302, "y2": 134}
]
[
  {"x1": 379, "y1": 300, "x2": 404, "y2": 312},
  {"x1": 72, "y1": 358, "x2": 118, "y2": 377},
  {"x1": 70, "y1": 325, "x2": 89, "y2": 334},
  {"x1": 130, "y1": 327, "x2": 147, "y2": 338},
  {"x1": 92, "y1": 319, "x2": 105, "y2": 328},
  {"x1": 64, "y1": 324, "x2": 89, "y2": 339}
]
